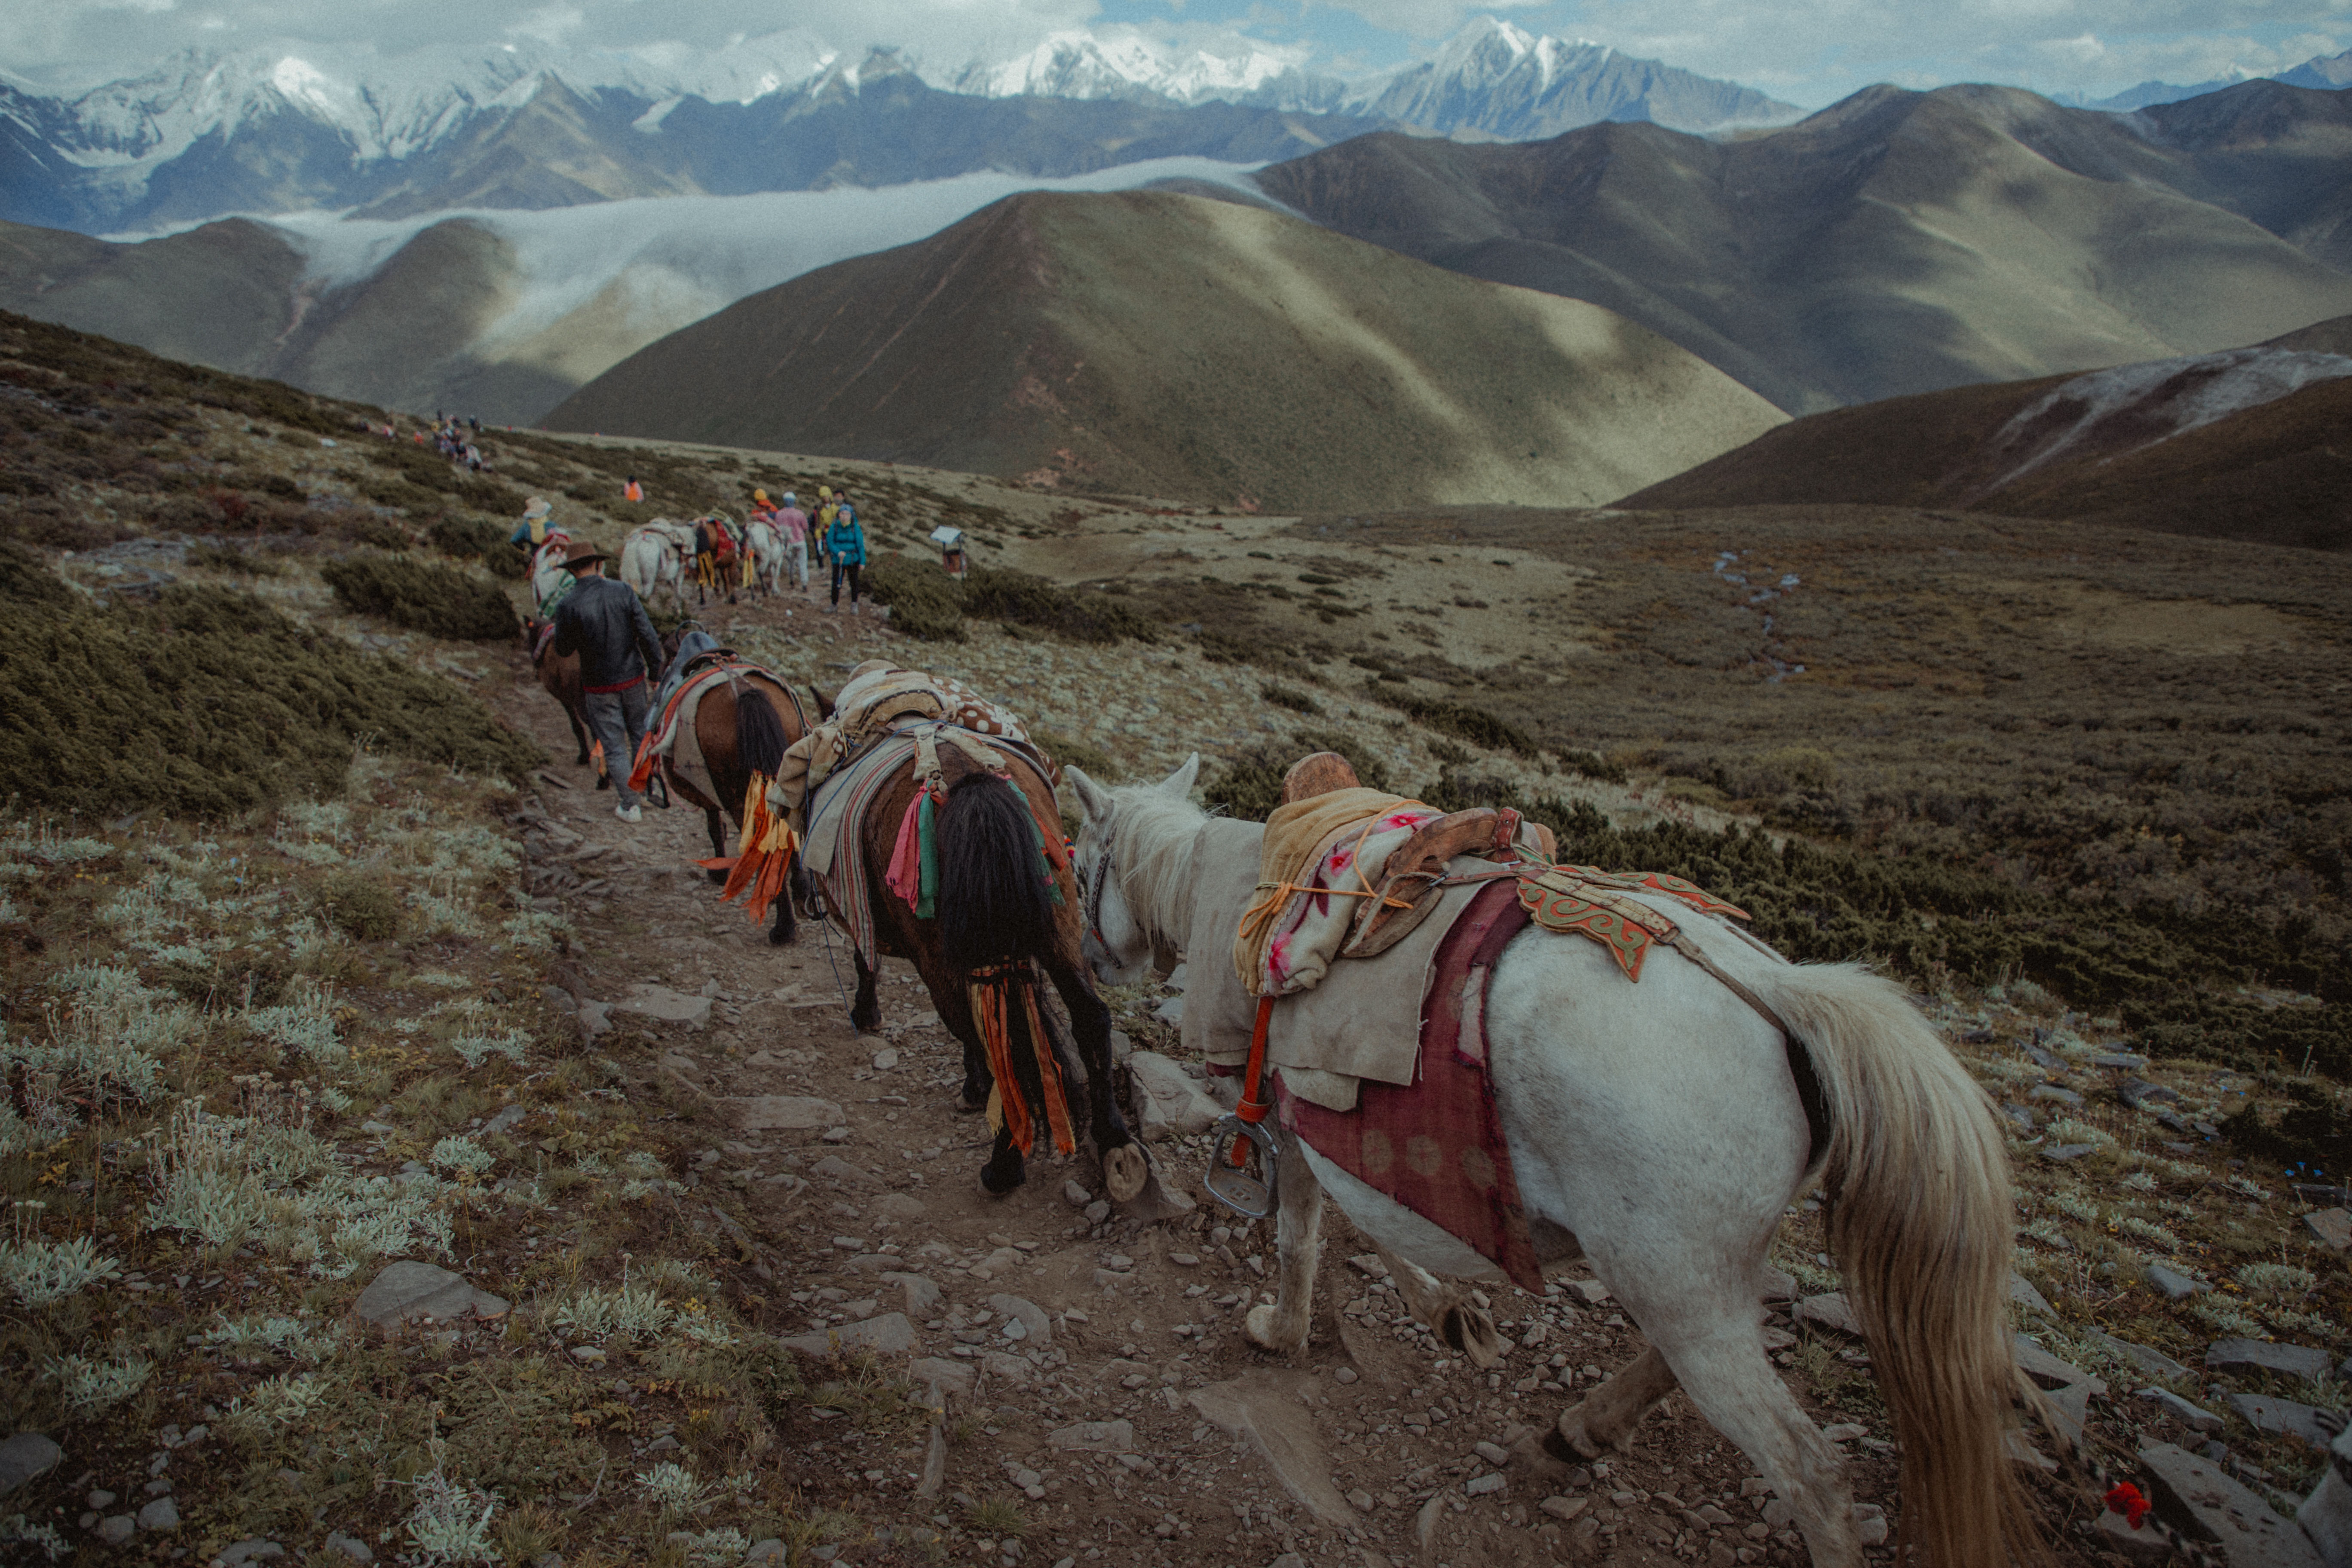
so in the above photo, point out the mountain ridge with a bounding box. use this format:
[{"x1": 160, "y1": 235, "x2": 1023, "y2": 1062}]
[{"x1": 542, "y1": 188, "x2": 1786, "y2": 512}]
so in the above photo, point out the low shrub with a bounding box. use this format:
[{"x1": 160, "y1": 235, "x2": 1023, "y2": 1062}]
[
  {"x1": 864, "y1": 554, "x2": 964, "y2": 642},
  {"x1": 322, "y1": 554, "x2": 518, "y2": 641},
  {"x1": 0, "y1": 545, "x2": 539, "y2": 817},
  {"x1": 1260, "y1": 682, "x2": 1321, "y2": 715},
  {"x1": 1204, "y1": 729, "x2": 1394, "y2": 821},
  {"x1": 1392, "y1": 695, "x2": 1537, "y2": 757},
  {"x1": 320, "y1": 872, "x2": 402, "y2": 941},
  {"x1": 429, "y1": 513, "x2": 528, "y2": 579}
]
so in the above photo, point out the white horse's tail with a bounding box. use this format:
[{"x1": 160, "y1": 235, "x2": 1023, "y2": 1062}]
[
  {"x1": 1755, "y1": 962, "x2": 2037, "y2": 1568},
  {"x1": 619, "y1": 530, "x2": 666, "y2": 597}
]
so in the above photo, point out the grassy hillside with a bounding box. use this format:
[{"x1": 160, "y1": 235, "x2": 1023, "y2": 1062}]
[
  {"x1": 1254, "y1": 84, "x2": 2352, "y2": 413},
  {"x1": 546, "y1": 189, "x2": 1785, "y2": 513},
  {"x1": 1618, "y1": 355, "x2": 2352, "y2": 551}
]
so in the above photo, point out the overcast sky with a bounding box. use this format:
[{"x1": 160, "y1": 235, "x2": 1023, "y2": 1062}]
[{"x1": 5, "y1": 0, "x2": 2343, "y2": 106}]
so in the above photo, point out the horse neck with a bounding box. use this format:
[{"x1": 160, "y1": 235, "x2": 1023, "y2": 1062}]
[{"x1": 1120, "y1": 805, "x2": 1258, "y2": 958}]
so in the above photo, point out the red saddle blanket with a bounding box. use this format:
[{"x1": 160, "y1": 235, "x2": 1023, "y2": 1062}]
[{"x1": 1277, "y1": 876, "x2": 1544, "y2": 1291}]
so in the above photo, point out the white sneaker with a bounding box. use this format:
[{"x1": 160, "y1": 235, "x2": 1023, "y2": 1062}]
[{"x1": 615, "y1": 804, "x2": 642, "y2": 823}]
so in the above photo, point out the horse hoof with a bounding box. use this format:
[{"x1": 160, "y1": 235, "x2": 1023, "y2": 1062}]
[
  {"x1": 768, "y1": 926, "x2": 793, "y2": 948},
  {"x1": 1439, "y1": 1302, "x2": 1504, "y2": 1368},
  {"x1": 1102, "y1": 1143, "x2": 1148, "y2": 1205},
  {"x1": 1553, "y1": 1405, "x2": 1617, "y2": 1459},
  {"x1": 595, "y1": 776, "x2": 611, "y2": 791},
  {"x1": 978, "y1": 1158, "x2": 1026, "y2": 1197},
  {"x1": 705, "y1": 869, "x2": 728, "y2": 886},
  {"x1": 1242, "y1": 1304, "x2": 1299, "y2": 1354}
]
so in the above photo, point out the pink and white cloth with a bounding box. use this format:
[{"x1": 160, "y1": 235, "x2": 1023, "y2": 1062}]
[{"x1": 1253, "y1": 805, "x2": 1445, "y2": 998}]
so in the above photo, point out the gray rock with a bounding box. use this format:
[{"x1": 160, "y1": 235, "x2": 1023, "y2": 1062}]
[
  {"x1": 2138, "y1": 1388, "x2": 2223, "y2": 1431},
  {"x1": 96, "y1": 1516, "x2": 136, "y2": 1546},
  {"x1": 1758, "y1": 1265, "x2": 1798, "y2": 1302},
  {"x1": 745, "y1": 1540, "x2": 788, "y2": 1565},
  {"x1": 1464, "y1": 1472, "x2": 1505, "y2": 1495},
  {"x1": 734, "y1": 1095, "x2": 844, "y2": 1131},
  {"x1": 1083, "y1": 1200, "x2": 1111, "y2": 1225},
  {"x1": 1192, "y1": 1375, "x2": 1357, "y2": 1528},
  {"x1": 136, "y1": 1496, "x2": 180, "y2": 1530},
  {"x1": 909, "y1": 1357, "x2": 976, "y2": 1399},
  {"x1": 482, "y1": 1104, "x2": 527, "y2": 1136},
  {"x1": 1795, "y1": 1293, "x2": 1859, "y2": 1336},
  {"x1": 2116, "y1": 1078, "x2": 2177, "y2": 1109},
  {"x1": 1268, "y1": 1555, "x2": 1308, "y2": 1568},
  {"x1": 988, "y1": 1295, "x2": 1052, "y2": 1347},
  {"x1": 783, "y1": 1312, "x2": 915, "y2": 1359},
  {"x1": 2082, "y1": 1328, "x2": 2190, "y2": 1382},
  {"x1": 2028, "y1": 1084, "x2": 2084, "y2": 1107},
  {"x1": 1050, "y1": 1420, "x2": 1137, "y2": 1454},
  {"x1": 2144, "y1": 1263, "x2": 2207, "y2": 1300},
  {"x1": 2138, "y1": 1442, "x2": 2325, "y2": 1568},
  {"x1": 1063, "y1": 1180, "x2": 1093, "y2": 1209},
  {"x1": 0, "y1": 1431, "x2": 61, "y2": 1497},
  {"x1": 613, "y1": 984, "x2": 710, "y2": 1027},
  {"x1": 2226, "y1": 1392, "x2": 2333, "y2": 1446},
  {"x1": 882, "y1": 1272, "x2": 942, "y2": 1317},
  {"x1": 217, "y1": 1541, "x2": 287, "y2": 1564},
  {"x1": 2015, "y1": 1339, "x2": 2103, "y2": 1394},
  {"x1": 2304, "y1": 1207, "x2": 2351, "y2": 1253},
  {"x1": 352, "y1": 1261, "x2": 509, "y2": 1326},
  {"x1": 980, "y1": 1351, "x2": 1035, "y2": 1386},
  {"x1": 2043, "y1": 1143, "x2": 2100, "y2": 1162},
  {"x1": 1129, "y1": 1050, "x2": 1223, "y2": 1140},
  {"x1": 809, "y1": 1155, "x2": 879, "y2": 1188},
  {"x1": 2000, "y1": 1103, "x2": 2037, "y2": 1130},
  {"x1": 871, "y1": 1192, "x2": 926, "y2": 1222},
  {"x1": 322, "y1": 1532, "x2": 375, "y2": 1563},
  {"x1": 916, "y1": 1423, "x2": 947, "y2": 1501},
  {"x1": 2010, "y1": 1274, "x2": 2056, "y2": 1316},
  {"x1": 2207, "y1": 1338, "x2": 2334, "y2": 1381},
  {"x1": 2093, "y1": 1053, "x2": 2151, "y2": 1071},
  {"x1": 2095, "y1": 1510, "x2": 2174, "y2": 1566}
]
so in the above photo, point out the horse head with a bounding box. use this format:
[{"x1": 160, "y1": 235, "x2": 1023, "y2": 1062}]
[{"x1": 1067, "y1": 753, "x2": 1198, "y2": 986}]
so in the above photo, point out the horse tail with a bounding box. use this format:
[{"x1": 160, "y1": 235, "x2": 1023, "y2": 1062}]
[
  {"x1": 937, "y1": 773, "x2": 1075, "y2": 1165},
  {"x1": 733, "y1": 687, "x2": 789, "y2": 778},
  {"x1": 1752, "y1": 961, "x2": 2035, "y2": 1568}
]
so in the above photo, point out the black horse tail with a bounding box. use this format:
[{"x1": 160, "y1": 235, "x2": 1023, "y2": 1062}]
[
  {"x1": 734, "y1": 687, "x2": 790, "y2": 778},
  {"x1": 937, "y1": 773, "x2": 1059, "y2": 970}
]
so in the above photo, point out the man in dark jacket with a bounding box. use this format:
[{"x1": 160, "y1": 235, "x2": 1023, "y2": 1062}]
[{"x1": 551, "y1": 549, "x2": 665, "y2": 822}]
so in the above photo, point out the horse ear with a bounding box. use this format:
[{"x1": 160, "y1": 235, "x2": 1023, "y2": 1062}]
[
  {"x1": 1066, "y1": 766, "x2": 1113, "y2": 824},
  {"x1": 1161, "y1": 753, "x2": 1200, "y2": 799},
  {"x1": 811, "y1": 686, "x2": 838, "y2": 720}
]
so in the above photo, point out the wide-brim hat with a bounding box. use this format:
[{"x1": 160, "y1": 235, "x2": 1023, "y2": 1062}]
[
  {"x1": 558, "y1": 550, "x2": 608, "y2": 572},
  {"x1": 523, "y1": 497, "x2": 552, "y2": 518}
]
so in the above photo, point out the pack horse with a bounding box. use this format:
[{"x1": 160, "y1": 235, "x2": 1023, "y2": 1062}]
[{"x1": 1068, "y1": 754, "x2": 2039, "y2": 1568}]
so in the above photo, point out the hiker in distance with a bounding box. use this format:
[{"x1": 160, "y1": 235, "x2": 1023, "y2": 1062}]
[
  {"x1": 825, "y1": 490, "x2": 869, "y2": 615},
  {"x1": 550, "y1": 548, "x2": 666, "y2": 823}
]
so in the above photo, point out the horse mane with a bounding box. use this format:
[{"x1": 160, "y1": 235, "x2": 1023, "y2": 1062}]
[
  {"x1": 937, "y1": 774, "x2": 1060, "y2": 970},
  {"x1": 1104, "y1": 783, "x2": 1213, "y2": 947}
]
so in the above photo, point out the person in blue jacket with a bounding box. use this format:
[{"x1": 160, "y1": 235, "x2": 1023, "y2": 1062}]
[{"x1": 825, "y1": 492, "x2": 869, "y2": 616}]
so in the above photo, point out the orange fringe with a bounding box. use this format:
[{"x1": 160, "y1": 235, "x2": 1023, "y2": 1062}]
[
  {"x1": 969, "y1": 966, "x2": 1077, "y2": 1158},
  {"x1": 701, "y1": 771, "x2": 799, "y2": 924}
]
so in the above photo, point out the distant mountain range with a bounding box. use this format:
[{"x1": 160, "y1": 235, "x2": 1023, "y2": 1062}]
[
  {"x1": 1255, "y1": 80, "x2": 2352, "y2": 413},
  {"x1": 1621, "y1": 328, "x2": 2352, "y2": 551},
  {"x1": 0, "y1": 18, "x2": 1795, "y2": 236},
  {"x1": 2058, "y1": 46, "x2": 2352, "y2": 110},
  {"x1": 544, "y1": 188, "x2": 1786, "y2": 512}
]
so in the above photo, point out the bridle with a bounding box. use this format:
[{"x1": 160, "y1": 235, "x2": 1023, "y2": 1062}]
[{"x1": 1081, "y1": 818, "x2": 1118, "y2": 959}]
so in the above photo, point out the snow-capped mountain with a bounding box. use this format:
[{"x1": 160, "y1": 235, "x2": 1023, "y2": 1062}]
[
  {"x1": 1352, "y1": 18, "x2": 1796, "y2": 136},
  {"x1": 2059, "y1": 46, "x2": 2352, "y2": 110},
  {"x1": 0, "y1": 18, "x2": 1801, "y2": 236}
]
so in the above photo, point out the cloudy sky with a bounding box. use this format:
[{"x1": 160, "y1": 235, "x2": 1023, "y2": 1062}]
[{"x1": 5, "y1": 0, "x2": 2342, "y2": 105}]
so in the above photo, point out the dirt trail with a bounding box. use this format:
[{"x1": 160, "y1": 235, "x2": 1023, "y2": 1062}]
[{"x1": 487, "y1": 592, "x2": 1945, "y2": 1568}]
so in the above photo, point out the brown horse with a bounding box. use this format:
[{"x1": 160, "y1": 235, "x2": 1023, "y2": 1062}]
[
  {"x1": 524, "y1": 618, "x2": 597, "y2": 778},
  {"x1": 845, "y1": 742, "x2": 1146, "y2": 1201},
  {"x1": 646, "y1": 641, "x2": 816, "y2": 944}
]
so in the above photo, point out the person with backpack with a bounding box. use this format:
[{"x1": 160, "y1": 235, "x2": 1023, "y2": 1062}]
[{"x1": 824, "y1": 492, "x2": 868, "y2": 615}]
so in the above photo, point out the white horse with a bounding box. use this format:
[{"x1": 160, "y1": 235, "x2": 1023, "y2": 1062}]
[
  {"x1": 620, "y1": 519, "x2": 691, "y2": 614},
  {"x1": 744, "y1": 518, "x2": 786, "y2": 599},
  {"x1": 1066, "y1": 757, "x2": 2035, "y2": 1568}
]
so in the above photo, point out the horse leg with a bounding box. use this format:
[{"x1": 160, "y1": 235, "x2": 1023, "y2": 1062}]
[
  {"x1": 1035, "y1": 946, "x2": 1145, "y2": 1203},
  {"x1": 704, "y1": 807, "x2": 729, "y2": 886},
  {"x1": 1369, "y1": 1244, "x2": 1505, "y2": 1368},
  {"x1": 562, "y1": 698, "x2": 592, "y2": 765},
  {"x1": 850, "y1": 950, "x2": 883, "y2": 1036},
  {"x1": 1242, "y1": 1135, "x2": 1324, "y2": 1354},
  {"x1": 1550, "y1": 1344, "x2": 1681, "y2": 1457},
  {"x1": 921, "y1": 963, "x2": 991, "y2": 1112},
  {"x1": 767, "y1": 855, "x2": 797, "y2": 946}
]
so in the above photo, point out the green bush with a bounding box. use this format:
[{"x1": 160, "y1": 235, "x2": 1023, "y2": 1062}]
[
  {"x1": 320, "y1": 872, "x2": 401, "y2": 941},
  {"x1": 1393, "y1": 695, "x2": 1537, "y2": 757},
  {"x1": 965, "y1": 567, "x2": 1157, "y2": 644},
  {"x1": 429, "y1": 513, "x2": 528, "y2": 579},
  {"x1": 0, "y1": 545, "x2": 540, "y2": 818},
  {"x1": 1260, "y1": 682, "x2": 1321, "y2": 715},
  {"x1": 1033, "y1": 728, "x2": 1119, "y2": 784},
  {"x1": 1204, "y1": 730, "x2": 1394, "y2": 821},
  {"x1": 864, "y1": 554, "x2": 965, "y2": 642},
  {"x1": 322, "y1": 553, "x2": 518, "y2": 641}
]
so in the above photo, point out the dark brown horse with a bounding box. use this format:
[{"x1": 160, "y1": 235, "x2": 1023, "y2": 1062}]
[
  {"x1": 524, "y1": 619, "x2": 597, "y2": 778},
  {"x1": 646, "y1": 644, "x2": 817, "y2": 944},
  {"x1": 847, "y1": 743, "x2": 1146, "y2": 1201}
]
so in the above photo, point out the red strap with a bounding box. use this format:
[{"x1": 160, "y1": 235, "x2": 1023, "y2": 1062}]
[{"x1": 1229, "y1": 996, "x2": 1277, "y2": 1165}]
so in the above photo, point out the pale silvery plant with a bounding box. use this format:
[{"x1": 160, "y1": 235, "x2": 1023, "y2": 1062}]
[
  {"x1": 448, "y1": 1030, "x2": 529, "y2": 1069},
  {"x1": 429, "y1": 1136, "x2": 495, "y2": 1177},
  {"x1": 145, "y1": 1100, "x2": 268, "y2": 1248},
  {"x1": 226, "y1": 1372, "x2": 328, "y2": 1433},
  {"x1": 675, "y1": 1528, "x2": 750, "y2": 1566},
  {"x1": 0, "y1": 1228, "x2": 124, "y2": 1308},
  {"x1": 202, "y1": 1312, "x2": 343, "y2": 1362},
  {"x1": 245, "y1": 980, "x2": 344, "y2": 1062},
  {"x1": 635, "y1": 1461, "x2": 706, "y2": 1520},
  {"x1": 404, "y1": 1461, "x2": 499, "y2": 1565},
  {"x1": 555, "y1": 1277, "x2": 674, "y2": 1344},
  {"x1": 46, "y1": 1350, "x2": 153, "y2": 1414}
]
